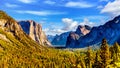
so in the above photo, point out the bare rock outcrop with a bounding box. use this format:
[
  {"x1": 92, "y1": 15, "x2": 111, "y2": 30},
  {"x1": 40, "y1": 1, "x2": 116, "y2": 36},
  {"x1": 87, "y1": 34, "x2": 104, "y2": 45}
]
[{"x1": 19, "y1": 20, "x2": 51, "y2": 46}]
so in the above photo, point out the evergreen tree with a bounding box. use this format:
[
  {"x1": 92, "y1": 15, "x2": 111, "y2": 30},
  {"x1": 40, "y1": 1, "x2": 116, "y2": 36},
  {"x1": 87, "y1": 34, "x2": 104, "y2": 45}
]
[
  {"x1": 113, "y1": 42, "x2": 120, "y2": 61},
  {"x1": 93, "y1": 51, "x2": 102, "y2": 68},
  {"x1": 109, "y1": 46, "x2": 114, "y2": 59},
  {"x1": 100, "y1": 38, "x2": 110, "y2": 68},
  {"x1": 110, "y1": 42, "x2": 120, "y2": 63},
  {"x1": 85, "y1": 46, "x2": 93, "y2": 68},
  {"x1": 80, "y1": 58, "x2": 86, "y2": 68}
]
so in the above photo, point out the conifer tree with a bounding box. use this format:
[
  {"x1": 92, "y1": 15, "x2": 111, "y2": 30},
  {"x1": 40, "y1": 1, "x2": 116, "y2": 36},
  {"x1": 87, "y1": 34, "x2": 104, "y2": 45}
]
[
  {"x1": 110, "y1": 42, "x2": 120, "y2": 62},
  {"x1": 113, "y1": 42, "x2": 120, "y2": 61},
  {"x1": 93, "y1": 51, "x2": 102, "y2": 68},
  {"x1": 100, "y1": 38, "x2": 110, "y2": 68},
  {"x1": 109, "y1": 46, "x2": 114, "y2": 59},
  {"x1": 80, "y1": 58, "x2": 86, "y2": 68},
  {"x1": 85, "y1": 46, "x2": 93, "y2": 68}
]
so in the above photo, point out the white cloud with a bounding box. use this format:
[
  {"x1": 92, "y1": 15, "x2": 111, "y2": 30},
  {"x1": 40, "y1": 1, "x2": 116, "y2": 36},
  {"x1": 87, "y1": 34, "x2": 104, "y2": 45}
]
[
  {"x1": 15, "y1": 10, "x2": 67, "y2": 16},
  {"x1": 79, "y1": 18, "x2": 95, "y2": 27},
  {"x1": 62, "y1": 18, "x2": 78, "y2": 31},
  {"x1": 18, "y1": 0, "x2": 35, "y2": 3},
  {"x1": 44, "y1": 28, "x2": 66, "y2": 35},
  {"x1": 65, "y1": 1, "x2": 94, "y2": 8},
  {"x1": 5, "y1": 3, "x2": 19, "y2": 8},
  {"x1": 44, "y1": 0, "x2": 56, "y2": 5},
  {"x1": 101, "y1": 0, "x2": 120, "y2": 16},
  {"x1": 44, "y1": 18, "x2": 95, "y2": 35},
  {"x1": 43, "y1": 18, "x2": 79, "y2": 35}
]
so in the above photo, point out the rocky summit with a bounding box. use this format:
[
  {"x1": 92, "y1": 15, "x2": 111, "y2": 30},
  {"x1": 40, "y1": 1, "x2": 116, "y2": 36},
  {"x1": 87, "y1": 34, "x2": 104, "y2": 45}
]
[
  {"x1": 66, "y1": 15, "x2": 120, "y2": 48},
  {"x1": 66, "y1": 25, "x2": 91, "y2": 48},
  {"x1": 18, "y1": 20, "x2": 51, "y2": 46}
]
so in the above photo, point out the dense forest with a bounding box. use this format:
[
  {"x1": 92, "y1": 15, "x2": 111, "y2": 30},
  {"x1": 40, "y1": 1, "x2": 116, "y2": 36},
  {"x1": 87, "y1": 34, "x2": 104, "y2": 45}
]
[{"x1": 0, "y1": 38, "x2": 120, "y2": 68}]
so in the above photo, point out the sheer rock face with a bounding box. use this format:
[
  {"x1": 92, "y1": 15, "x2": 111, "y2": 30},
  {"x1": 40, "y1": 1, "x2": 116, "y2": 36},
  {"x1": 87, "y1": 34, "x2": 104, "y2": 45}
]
[
  {"x1": 66, "y1": 25, "x2": 91, "y2": 48},
  {"x1": 75, "y1": 25, "x2": 91, "y2": 35},
  {"x1": 66, "y1": 15, "x2": 120, "y2": 48},
  {"x1": 19, "y1": 20, "x2": 51, "y2": 46}
]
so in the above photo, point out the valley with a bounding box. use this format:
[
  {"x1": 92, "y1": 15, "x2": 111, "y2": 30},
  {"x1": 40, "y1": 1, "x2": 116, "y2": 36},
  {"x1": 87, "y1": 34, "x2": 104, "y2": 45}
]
[{"x1": 0, "y1": 10, "x2": 120, "y2": 68}]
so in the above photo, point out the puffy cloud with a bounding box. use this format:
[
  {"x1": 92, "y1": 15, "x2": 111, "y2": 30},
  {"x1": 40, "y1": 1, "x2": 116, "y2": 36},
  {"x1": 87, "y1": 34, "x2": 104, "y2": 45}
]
[
  {"x1": 79, "y1": 18, "x2": 95, "y2": 27},
  {"x1": 65, "y1": 1, "x2": 94, "y2": 8},
  {"x1": 43, "y1": 18, "x2": 95, "y2": 35},
  {"x1": 43, "y1": 28, "x2": 66, "y2": 35},
  {"x1": 62, "y1": 18, "x2": 78, "y2": 31},
  {"x1": 15, "y1": 10, "x2": 67, "y2": 16},
  {"x1": 101, "y1": 0, "x2": 120, "y2": 16},
  {"x1": 44, "y1": 18, "x2": 96, "y2": 35},
  {"x1": 5, "y1": 3, "x2": 19, "y2": 8}
]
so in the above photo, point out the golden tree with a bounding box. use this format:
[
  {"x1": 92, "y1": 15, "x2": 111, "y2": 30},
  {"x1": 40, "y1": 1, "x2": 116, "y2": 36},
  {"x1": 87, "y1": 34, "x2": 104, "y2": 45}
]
[
  {"x1": 85, "y1": 46, "x2": 93, "y2": 68},
  {"x1": 100, "y1": 38, "x2": 110, "y2": 68},
  {"x1": 93, "y1": 51, "x2": 102, "y2": 68},
  {"x1": 110, "y1": 42, "x2": 120, "y2": 63}
]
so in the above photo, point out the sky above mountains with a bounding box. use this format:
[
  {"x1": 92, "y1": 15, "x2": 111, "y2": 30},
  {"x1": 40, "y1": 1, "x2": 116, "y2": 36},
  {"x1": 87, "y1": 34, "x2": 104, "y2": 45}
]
[{"x1": 0, "y1": 0, "x2": 120, "y2": 35}]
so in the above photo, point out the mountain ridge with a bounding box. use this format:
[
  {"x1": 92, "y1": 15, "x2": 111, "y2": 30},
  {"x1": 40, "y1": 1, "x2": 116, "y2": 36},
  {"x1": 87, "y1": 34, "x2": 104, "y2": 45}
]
[{"x1": 66, "y1": 15, "x2": 120, "y2": 48}]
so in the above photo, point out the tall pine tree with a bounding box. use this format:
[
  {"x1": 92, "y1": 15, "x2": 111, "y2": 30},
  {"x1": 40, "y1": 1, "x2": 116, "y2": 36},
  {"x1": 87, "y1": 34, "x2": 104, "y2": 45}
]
[
  {"x1": 110, "y1": 42, "x2": 120, "y2": 63},
  {"x1": 85, "y1": 46, "x2": 93, "y2": 68},
  {"x1": 93, "y1": 51, "x2": 102, "y2": 68},
  {"x1": 100, "y1": 38, "x2": 110, "y2": 68}
]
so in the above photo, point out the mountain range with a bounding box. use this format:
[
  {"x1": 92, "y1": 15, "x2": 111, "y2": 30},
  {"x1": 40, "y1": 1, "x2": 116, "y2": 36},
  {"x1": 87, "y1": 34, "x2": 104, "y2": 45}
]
[
  {"x1": 48, "y1": 15, "x2": 120, "y2": 48},
  {"x1": 1, "y1": 9, "x2": 120, "y2": 49},
  {"x1": 66, "y1": 15, "x2": 120, "y2": 48}
]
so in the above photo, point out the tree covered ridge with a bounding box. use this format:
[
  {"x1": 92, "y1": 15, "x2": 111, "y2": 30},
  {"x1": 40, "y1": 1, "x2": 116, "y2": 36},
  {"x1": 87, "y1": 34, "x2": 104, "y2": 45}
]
[{"x1": 0, "y1": 10, "x2": 15, "y2": 23}]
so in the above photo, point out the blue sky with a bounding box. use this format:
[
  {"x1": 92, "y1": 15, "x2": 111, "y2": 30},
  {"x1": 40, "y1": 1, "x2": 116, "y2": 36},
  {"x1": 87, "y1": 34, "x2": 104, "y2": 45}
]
[{"x1": 0, "y1": 0, "x2": 120, "y2": 35}]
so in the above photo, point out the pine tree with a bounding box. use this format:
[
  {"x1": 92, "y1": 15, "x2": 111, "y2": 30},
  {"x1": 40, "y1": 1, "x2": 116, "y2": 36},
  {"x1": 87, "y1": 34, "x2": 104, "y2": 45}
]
[
  {"x1": 109, "y1": 46, "x2": 114, "y2": 59},
  {"x1": 110, "y1": 42, "x2": 120, "y2": 62},
  {"x1": 80, "y1": 58, "x2": 86, "y2": 68},
  {"x1": 93, "y1": 51, "x2": 102, "y2": 68},
  {"x1": 85, "y1": 46, "x2": 93, "y2": 68},
  {"x1": 100, "y1": 38, "x2": 110, "y2": 68},
  {"x1": 113, "y1": 42, "x2": 120, "y2": 61}
]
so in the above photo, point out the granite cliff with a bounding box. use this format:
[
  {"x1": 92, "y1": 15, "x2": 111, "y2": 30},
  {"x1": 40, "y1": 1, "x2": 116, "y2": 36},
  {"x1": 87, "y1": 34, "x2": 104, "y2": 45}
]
[{"x1": 19, "y1": 20, "x2": 51, "y2": 46}]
